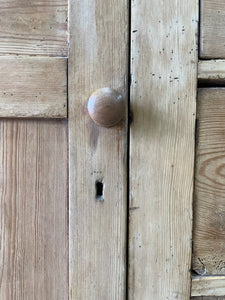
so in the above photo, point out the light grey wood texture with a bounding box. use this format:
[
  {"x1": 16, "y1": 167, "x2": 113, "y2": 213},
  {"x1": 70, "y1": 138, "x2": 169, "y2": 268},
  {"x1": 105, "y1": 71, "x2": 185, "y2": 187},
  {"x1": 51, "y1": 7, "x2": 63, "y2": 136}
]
[
  {"x1": 0, "y1": 0, "x2": 68, "y2": 57},
  {"x1": 0, "y1": 120, "x2": 68, "y2": 299},
  {"x1": 129, "y1": 0, "x2": 198, "y2": 299},
  {"x1": 68, "y1": 0, "x2": 128, "y2": 299},
  {"x1": 200, "y1": 0, "x2": 225, "y2": 58},
  {"x1": 191, "y1": 297, "x2": 225, "y2": 299},
  {"x1": 193, "y1": 89, "x2": 225, "y2": 275},
  {"x1": 0, "y1": 57, "x2": 67, "y2": 118},
  {"x1": 198, "y1": 60, "x2": 225, "y2": 85},
  {"x1": 192, "y1": 276, "x2": 225, "y2": 297}
]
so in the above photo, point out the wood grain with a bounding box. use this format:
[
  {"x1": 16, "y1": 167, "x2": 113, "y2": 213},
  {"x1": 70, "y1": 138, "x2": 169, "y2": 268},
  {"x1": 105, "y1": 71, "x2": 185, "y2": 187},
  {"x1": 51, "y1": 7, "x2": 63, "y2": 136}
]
[
  {"x1": 129, "y1": 0, "x2": 198, "y2": 299},
  {"x1": 0, "y1": 119, "x2": 68, "y2": 299},
  {"x1": 200, "y1": 0, "x2": 225, "y2": 58},
  {"x1": 68, "y1": 0, "x2": 128, "y2": 299},
  {"x1": 0, "y1": 0, "x2": 68, "y2": 57},
  {"x1": 0, "y1": 57, "x2": 67, "y2": 118},
  {"x1": 198, "y1": 60, "x2": 225, "y2": 85},
  {"x1": 193, "y1": 89, "x2": 225, "y2": 275},
  {"x1": 192, "y1": 276, "x2": 225, "y2": 297},
  {"x1": 191, "y1": 297, "x2": 225, "y2": 299}
]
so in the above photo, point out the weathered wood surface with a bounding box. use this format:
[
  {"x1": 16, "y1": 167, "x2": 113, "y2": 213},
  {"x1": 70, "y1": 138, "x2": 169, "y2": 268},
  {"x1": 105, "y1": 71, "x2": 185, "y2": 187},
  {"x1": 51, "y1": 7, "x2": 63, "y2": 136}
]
[
  {"x1": 193, "y1": 89, "x2": 225, "y2": 275},
  {"x1": 129, "y1": 0, "x2": 198, "y2": 299},
  {"x1": 0, "y1": 0, "x2": 68, "y2": 57},
  {"x1": 68, "y1": 0, "x2": 128, "y2": 299},
  {"x1": 200, "y1": 0, "x2": 225, "y2": 58},
  {"x1": 198, "y1": 60, "x2": 225, "y2": 85},
  {"x1": 0, "y1": 57, "x2": 67, "y2": 118},
  {"x1": 192, "y1": 276, "x2": 225, "y2": 297},
  {"x1": 0, "y1": 120, "x2": 68, "y2": 299},
  {"x1": 191, "y1": 297, "x2": 225, "y2": 299}
]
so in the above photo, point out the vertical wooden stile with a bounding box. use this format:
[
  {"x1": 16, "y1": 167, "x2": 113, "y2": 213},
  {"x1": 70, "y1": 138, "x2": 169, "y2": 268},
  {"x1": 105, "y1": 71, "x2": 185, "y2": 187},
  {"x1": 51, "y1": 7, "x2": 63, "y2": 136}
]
[
  {"x1": 68, "y1": 0, "x2": 128, "y2": 299},
  {"x1": 128, "y1": 0, "x2": 198, "y2": 299}
]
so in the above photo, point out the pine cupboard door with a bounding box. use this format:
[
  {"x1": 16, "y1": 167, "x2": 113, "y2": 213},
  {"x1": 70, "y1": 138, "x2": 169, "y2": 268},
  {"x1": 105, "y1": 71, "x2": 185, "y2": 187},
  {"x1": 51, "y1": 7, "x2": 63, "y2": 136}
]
[
  {"x1": 0, "y1": 1, "x2": 199, "y2": 300},
  {"x1": 1, "y1": 0, "x2": 219, "y2": 300},
  {"x1": 69, "y1": 0, "x2": 198, "y2": 298}
]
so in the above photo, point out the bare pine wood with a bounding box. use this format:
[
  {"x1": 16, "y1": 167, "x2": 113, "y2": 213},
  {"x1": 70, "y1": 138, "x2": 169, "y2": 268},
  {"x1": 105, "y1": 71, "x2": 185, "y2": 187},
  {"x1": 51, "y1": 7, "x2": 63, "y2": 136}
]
[
  {"x1": 0, "y1": 120, "x2": 68, "y2": 299},
  {"x1": 192, "y1": 276, "x2": 225, "y2": 297},
  {"x1": 193, "y1": 89, "x2": 225, "y2": 275},
  {"x1": 0, "y1": 0, "x2": 68, "y2": 57},
  {"x1": 129, "y1": 0, "x2": 198, "y2": 299},
  {"x1": 68, "y1": 0, "x2": 128, "y2": 299},
  {"x1": 191, "y1": 297, "x2": 225, "y2": 299},
  {"x1": 198, "y1": 60, "x2": 225, "y2": 85},
  {"x1": 200, "y1": 0, "x2": 225, "y2": 58},
  {"x1": 0, "y1": 57, "x2": 67, "y2": 118}
]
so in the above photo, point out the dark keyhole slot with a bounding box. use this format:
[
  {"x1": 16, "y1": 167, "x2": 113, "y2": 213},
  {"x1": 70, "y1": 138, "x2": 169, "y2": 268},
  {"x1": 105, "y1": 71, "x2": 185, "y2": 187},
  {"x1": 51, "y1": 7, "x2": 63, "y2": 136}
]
[{"x1": 95, "y1": 180, "x2": 104, "y2": 201}]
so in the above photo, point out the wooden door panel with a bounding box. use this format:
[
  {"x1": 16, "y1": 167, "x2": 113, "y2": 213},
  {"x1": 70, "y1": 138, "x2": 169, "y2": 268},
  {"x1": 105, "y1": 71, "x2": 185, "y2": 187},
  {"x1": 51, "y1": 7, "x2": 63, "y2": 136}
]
[
  {"x1": 200, "y1": 0, "x2": 225, "y2": 58},
  {"x1": 0, "y1": 57, "x2": 67, "y2": 118},
  {"x1": 0, "y1": 0, "x2": 68, "y2": 57},
  {"x1": 193, "y1": 88, "x2": 225, "y2": 276},
  {"x1": 0, "y1": 120, "x2": 68, "y2": 299}
]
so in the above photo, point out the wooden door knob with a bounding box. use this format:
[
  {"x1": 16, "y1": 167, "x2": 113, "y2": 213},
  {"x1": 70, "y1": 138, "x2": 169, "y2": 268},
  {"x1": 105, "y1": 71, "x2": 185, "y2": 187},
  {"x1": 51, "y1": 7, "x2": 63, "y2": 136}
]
[{"x1": 88, "y1": 88, "x2": 125, "y2": 127}]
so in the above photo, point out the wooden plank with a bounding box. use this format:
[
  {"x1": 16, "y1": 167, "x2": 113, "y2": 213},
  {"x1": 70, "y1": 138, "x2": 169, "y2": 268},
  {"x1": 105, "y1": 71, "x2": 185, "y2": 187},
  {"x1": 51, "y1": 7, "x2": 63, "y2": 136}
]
[
  {"x1": 68, "y1": 0, "x2": 128, "y2": 299},
  {"x1": 200, "y1": 0, "x2": 225, "y2": 59},
  {"x1": 198, "y1": 60, "x2": 225, "y2": 85},
  {"x1": 191, "y1": 297, "x2": 225, "y2": 299},
  {"x1": 0, "y1": 119, "x2": 68, "y2": 299},
  {"x1": 0, "y1": 0, "x2": 68, "y2": 57},
  {"x1": 191, "y1": 276, "x2": 225, "y2": 297},
  {"x1": 129, "y1": 0, "x2": 198, "y2": 299},
  {"x1": 192, "y1": 88, "x2": 225, "y2": 275},
  {"x1": 0, "y1": 57, "x2": 67, "y2": 118}
]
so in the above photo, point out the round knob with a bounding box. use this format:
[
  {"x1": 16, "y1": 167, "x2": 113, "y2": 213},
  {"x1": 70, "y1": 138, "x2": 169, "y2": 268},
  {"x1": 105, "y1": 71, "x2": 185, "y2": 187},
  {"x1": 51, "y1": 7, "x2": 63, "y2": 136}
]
[{"x1": 88, "y1": 88, "x2": 125, "y2": 127}]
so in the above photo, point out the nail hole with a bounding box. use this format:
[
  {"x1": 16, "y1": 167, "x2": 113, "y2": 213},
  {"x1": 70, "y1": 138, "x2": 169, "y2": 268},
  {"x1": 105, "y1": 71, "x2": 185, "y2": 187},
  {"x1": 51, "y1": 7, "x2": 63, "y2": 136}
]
[{"x1": 95, "y1": 180, "x2": 104, "y2": 201}]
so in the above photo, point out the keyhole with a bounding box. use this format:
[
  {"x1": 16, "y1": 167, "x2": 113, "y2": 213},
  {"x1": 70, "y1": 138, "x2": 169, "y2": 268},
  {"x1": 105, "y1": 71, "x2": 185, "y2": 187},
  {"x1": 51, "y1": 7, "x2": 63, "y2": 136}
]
[{"x1": 95, "y1": 180, "x2": 104, "y2": 201}]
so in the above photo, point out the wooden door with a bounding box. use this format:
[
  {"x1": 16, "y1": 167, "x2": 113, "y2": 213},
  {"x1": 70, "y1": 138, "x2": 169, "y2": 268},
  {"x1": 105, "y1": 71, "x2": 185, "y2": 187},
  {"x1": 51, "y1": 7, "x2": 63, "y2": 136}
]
[
  {"x1": 68, "y1": 0, "x2": 198, "y2": 298},
  {"x1": 4, "y1": 0, "x2": 225, "y2": 299},
  {"x1": 69, "y1": 0, "x2": 198, "y2": 299}
]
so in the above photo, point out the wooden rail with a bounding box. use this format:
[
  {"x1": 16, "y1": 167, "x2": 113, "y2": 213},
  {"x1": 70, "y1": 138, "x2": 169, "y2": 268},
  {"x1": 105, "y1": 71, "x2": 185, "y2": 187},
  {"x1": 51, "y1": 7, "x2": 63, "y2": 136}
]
[
  {"x1": 192, "y1": 276, "x2": 225, "y2": 297},
  {"x1": 198, "y1": 60, "x2": 225, "y2": 84}
]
